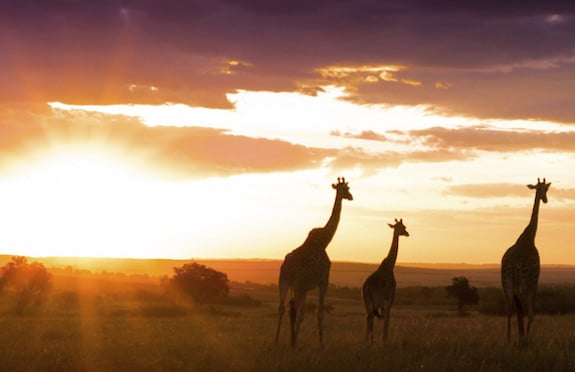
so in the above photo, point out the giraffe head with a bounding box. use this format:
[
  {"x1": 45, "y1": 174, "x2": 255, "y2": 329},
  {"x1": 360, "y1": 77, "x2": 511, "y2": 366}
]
[
  {"x1": 332, "y1": 177, "x2": 353, "y2": 201},
  {"x1": 527, "y1": 178, "x2": 551, "y2": 204},
  {"x1": 388, "y1": 218, "x2": 409, "y2": 237}
]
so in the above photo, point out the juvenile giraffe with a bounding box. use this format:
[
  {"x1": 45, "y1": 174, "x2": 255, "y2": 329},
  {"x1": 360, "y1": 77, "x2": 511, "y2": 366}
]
[
  {"x1": 501, "y1": 178, "x2": 551, "y2": 345},
  {"x1": 275, "y1": 177, "x2": 353, "y2": 348},
  {"x1": 362, "y1": 219, "x2": 409, "y2": 342}
]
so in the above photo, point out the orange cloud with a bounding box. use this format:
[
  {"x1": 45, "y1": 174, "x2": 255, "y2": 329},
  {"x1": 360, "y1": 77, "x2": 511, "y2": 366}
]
[
  {"x1": 411, "y1": 126, "x2": 575, "y2": 152},
  {"x1": 447, "y1": 183, "x2": 575, "y2": 202},
  {"x1": 0, "y1": 105, "x2": 334, "y2": 178},
  {"x1": 314, "y1": 65, "x2": 422, "y2": 93}
]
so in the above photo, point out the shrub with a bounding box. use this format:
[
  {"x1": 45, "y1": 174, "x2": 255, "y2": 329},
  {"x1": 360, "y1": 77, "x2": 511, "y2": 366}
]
[
  {"x1": 168, "y1": 261, "x2": 229, "y2": 305},
  {"x1": 446, "y1": 276, "x2": 479, "y2": 315},
  {"x1": 0, "y1": 257, "x2": 52, "y2": 314}
]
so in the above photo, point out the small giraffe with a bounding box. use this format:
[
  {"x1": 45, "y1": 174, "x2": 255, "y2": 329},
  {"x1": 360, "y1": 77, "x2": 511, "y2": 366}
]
[
  {"x1": 362, "y1": 218, "x2": 409, "y2": 342},
  {"x1": 501, "y1": 178, "x2": 551, "y2": 345},
  {"x1": 275, "y1": 177, "x2": 353, "y2": 348}
]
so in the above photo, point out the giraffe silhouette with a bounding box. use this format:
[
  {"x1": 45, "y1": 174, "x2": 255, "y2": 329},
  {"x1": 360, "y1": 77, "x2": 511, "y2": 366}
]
[
  {"x1": 275, "y1": 177, "x2": 353, "y2": 348},
  {"x1": 501, "y1": 178, "x2": 550, "y2": 345},
  {"x1": 362, "y1": 218, "x2": 409, "y2": 342}
]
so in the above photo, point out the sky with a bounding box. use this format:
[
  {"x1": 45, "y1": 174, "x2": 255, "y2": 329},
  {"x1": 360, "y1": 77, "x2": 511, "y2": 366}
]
[{"x1": 1, "y1": 1, "x2": 575, "y2": 265}]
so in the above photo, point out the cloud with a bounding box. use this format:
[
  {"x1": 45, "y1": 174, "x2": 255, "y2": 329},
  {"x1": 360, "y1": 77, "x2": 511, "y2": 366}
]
[
  {"x1": 331, "y1": 130, "x2": 388, "y2": 142},
  {"x1": 446, "y1": 183, "x2": 535, "y2": 199},
  {"x1": 0, "y1": 105, "x2": 333, "y2": 177},
  {"x1": 1, "y1": 1, "x2": 575, "y2": 122},
  {"x1": 445, "y1": 182, "x2": 575, "y2": 202},
  {"x1": 411, "y1": 126, "x2": 575, "y2": 152},
  {"x1": 328, "y1": 146, "x2": 472, "y2": 174},
  {"x1": 336, "y1": 126, "x2": 575, "y2": 153}
]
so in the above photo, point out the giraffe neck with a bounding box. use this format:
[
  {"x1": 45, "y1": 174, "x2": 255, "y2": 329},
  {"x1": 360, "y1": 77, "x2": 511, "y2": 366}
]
[
  {"x1": 321, "y1": 194, "x2": 343, "y2": 246},
  {"x1": 378, "y1": 231, "x2": 400, "y2": 270},
  {"x1": 519, "y1": 192, "x2": 541, "y2": 244}
]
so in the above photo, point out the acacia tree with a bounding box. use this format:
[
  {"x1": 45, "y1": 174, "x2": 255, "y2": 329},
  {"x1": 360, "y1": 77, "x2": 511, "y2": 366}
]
[
  {"x1": 0, "y1": 256, "x2": 52, "y2": 314},
  {"x1": 169, "y1": 261, "x2": 229, "y2": 305},
  {"x1": 446, "y1": 276, "x2": 479, "y2": 315}
]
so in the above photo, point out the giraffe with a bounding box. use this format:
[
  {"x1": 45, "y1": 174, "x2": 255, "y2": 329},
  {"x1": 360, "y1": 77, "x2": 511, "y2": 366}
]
[
  {"x1": 501, "y1": 178, "x2": 551, "y2": 345},
  {"x1": 362, "y1": 218, "x2": 409, "y2": 342},
  {"x1": 275, "y1": 177, "x2": 353, "y2": 348}
]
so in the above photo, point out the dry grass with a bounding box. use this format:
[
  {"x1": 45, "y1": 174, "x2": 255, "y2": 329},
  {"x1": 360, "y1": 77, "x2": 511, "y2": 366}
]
[{"x1": 0, "y1": 280, "x2": 574, "y2": 372}]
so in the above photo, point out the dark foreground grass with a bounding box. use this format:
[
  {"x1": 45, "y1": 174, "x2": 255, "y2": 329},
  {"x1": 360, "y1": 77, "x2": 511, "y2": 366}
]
[{"x1": 0, "y1": 302, "x2": 574, "y2": 372}]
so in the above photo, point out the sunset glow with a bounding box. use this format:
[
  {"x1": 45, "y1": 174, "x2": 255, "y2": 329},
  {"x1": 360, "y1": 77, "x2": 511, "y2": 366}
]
[{"x1": 1, "y1": 2, "x2": 575, "y2": 265}]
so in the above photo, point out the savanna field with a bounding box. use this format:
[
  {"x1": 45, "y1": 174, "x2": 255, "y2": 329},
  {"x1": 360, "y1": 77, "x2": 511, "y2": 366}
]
[{"x1": 1, "y1": 262, "x2": 574, "y2": 372}]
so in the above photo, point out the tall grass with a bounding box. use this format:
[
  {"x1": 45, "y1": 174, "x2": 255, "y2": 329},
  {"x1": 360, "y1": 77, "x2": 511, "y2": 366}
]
[{"x1": 0, "y1": 287, "x2": 574, "y2": 371}]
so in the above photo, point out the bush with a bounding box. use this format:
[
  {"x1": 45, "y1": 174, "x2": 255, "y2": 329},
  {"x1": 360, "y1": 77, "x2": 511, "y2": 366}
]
[
  {"x1": 168, "y1": 261, "x2": 229, "y2": 305},
  {"x1": 446, "y1": 276, "x2": 479, "y2": 315},
  {"x1": 0, "y1": 257, "x2": 52, "y2": 314}
]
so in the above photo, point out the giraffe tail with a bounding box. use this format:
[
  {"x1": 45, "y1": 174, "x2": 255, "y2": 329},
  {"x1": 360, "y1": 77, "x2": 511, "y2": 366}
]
[
  {"x1": 513, "y1": 295, "x2": 523, "y2": 314},
  {"x1": 367, "y1": 291, "x2": 383, "y2": 318},
  {"x1": 289, "y1": 299, "x2": 297, "y2": 322}
]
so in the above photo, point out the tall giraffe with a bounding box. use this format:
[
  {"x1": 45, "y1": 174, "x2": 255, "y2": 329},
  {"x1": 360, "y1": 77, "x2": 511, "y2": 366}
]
[
  {"x1": 362, "y1": 218, "x2": 409, "y2": 342},
  {"x1": 501, "y1": 178, "x2": 551, "y2": 345},
  {"x1": 275, "y1": 177, "x2": 353, "y2": 348}
]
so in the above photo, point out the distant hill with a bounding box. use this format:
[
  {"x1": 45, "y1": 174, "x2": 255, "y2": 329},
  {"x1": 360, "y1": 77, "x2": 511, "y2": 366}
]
[{"x1": 0, "y1": 255, "x2": 573, "y2": 288}]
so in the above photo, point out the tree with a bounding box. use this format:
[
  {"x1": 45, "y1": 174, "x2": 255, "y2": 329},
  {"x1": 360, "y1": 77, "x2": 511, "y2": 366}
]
[
  {"x1": 0, "y1": 256, "x2": 52, "y2": 314},
  {"x1": 169, "y1": 261, "x2": 229, "y2": 304},
  {"x1": 446, "y1": 276, "x2": 479, "y2": 315}
]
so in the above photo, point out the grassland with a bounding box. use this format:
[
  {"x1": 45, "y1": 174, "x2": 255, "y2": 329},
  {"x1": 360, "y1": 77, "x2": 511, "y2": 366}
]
[{"x1": 0, "y1": 270, "x2": 574, "y2": 372}]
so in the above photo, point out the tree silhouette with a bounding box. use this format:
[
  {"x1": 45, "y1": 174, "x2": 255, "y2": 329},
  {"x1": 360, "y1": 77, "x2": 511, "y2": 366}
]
[
  {"x1": 169, "y1": 261, "x2": 229, "y2": 305},
  {"x1": 446, "y1": 276, "x2": 479, "y2": 315},
  {"x1": 0, "y1": 256, "x2": 52, "y2": 314}
]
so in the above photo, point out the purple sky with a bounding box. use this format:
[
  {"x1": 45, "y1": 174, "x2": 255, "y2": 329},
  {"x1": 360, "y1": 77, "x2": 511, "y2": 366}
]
[{"x1": 1, "y1": 0, "x2": 574, "y2": 122}]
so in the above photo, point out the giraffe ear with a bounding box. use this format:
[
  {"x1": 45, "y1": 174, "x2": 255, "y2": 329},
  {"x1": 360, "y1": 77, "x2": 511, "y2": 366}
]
[
  {"x1": 388, "y1": 223, "x2": 394, "y2": 229},
  {"x1": 332, "y1": 183, "x2": 337, "y2": 189},
  {"x1": 527, "y1": 184, "x2": 536, "y2": 190}
]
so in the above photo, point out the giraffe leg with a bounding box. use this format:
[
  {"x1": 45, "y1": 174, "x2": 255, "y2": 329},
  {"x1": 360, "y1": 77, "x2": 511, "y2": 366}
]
[
  {"x1": 365, "y1": 311, "x2": 375, "y2": 343},
  {"x1": 526, "y1": 296, "x2": 535, "y2": 340},
  {"x1": 502, "y1": 284, "x2": 513, "y2": 343},
  {"x1": 291, "y1": 291, "x2": 307, "y2": 349},
  {"x1": 275, "y1": 302, "x2": 285, "y2": 344},
  {"x1": 275, "y1": 279, "x2": 289, "y2": 344},
  {"x1": 514, "y1": 296, "x2": 526, "y2": 345},
  {"x1": 382, "y1": 307, "x2": 391, "y2": 342},
  {"x1": 506, "y1": 312, "x2": 512, "y2": 343},
  {"x1": 505, "y1": 297, "x2": 513, "y2": 343},
  {"x1": 289, "y1": 299, "x2": 297, "y2": 348},
  {"x1": 318, "y1": 282, "x2": 328, "y2": 348}
]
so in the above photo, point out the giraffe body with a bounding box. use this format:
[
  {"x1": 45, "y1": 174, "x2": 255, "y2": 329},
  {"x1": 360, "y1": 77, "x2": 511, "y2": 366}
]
[
  {"x1": 501, "y1": 178, "x2": 550, "y2": 345},
  {"x1": 362, "y1": 219, "x2": 409, "y2": 342},
  {"x1": 275, "y1": 178, "x2": 352, "y2": 348}
]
